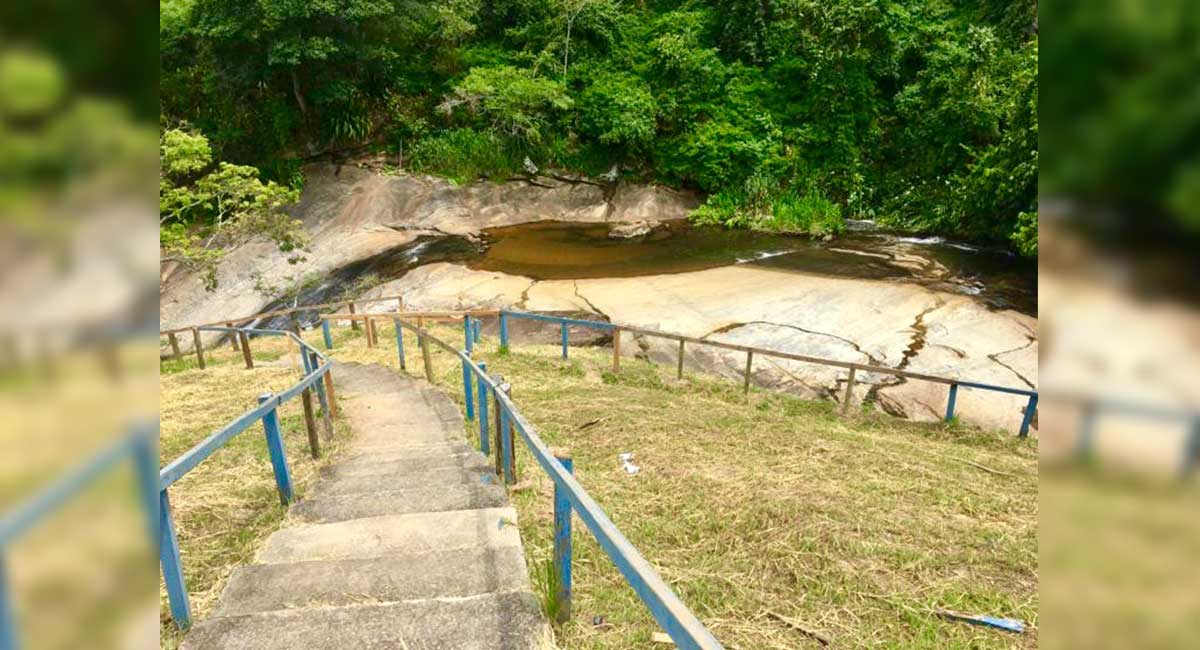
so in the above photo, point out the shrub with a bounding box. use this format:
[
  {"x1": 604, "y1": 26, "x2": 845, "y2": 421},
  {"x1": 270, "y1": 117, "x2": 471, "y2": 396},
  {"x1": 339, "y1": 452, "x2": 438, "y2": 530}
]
[
  {"x1": 407, "y1": 128, "x2": 523, "y2": 183},
  {"x1": 767, "y1": 188, "x2": 843, "y2": 236}
]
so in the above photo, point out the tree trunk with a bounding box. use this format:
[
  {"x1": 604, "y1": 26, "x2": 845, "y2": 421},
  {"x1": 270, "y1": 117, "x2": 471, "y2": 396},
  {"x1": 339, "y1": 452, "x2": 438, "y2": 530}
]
[{"x1": 291, "y1": 69, "x2": 308, "y2": 115}]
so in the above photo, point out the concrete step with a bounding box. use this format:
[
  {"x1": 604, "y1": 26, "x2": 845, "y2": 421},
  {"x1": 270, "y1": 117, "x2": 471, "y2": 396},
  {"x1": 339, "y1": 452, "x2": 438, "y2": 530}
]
[
  {"x1": 339, "y1": 442, "x2": 476, "y2": 460},
  {"x1": 185, "y1": 591, "x2": 552, "y2": 650},
  {"x1": 214, "y1": 546, "x2": 533, "y2": 616},
  {"x1": 259, "y1": 507, "x2": 521, "y2": 564},
  {"x1": 309, "y1": 464, "x2": 497, "y2": 497},
  {"x1": 327, "y1": 447, "x2": 490, "y2": 479},
  {"x1": 293, "y1": 481, "x2": 507, "y2": 523}
]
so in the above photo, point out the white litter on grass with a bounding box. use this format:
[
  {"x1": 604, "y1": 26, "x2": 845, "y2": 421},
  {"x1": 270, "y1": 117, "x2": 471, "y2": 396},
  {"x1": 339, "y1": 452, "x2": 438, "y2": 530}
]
[{"x1": 619, "y1": 452, "x2": 640, "y2": 475}]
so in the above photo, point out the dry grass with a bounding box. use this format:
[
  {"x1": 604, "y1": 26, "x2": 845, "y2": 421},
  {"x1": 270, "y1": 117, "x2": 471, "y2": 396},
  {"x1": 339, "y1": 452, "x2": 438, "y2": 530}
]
[
  {"x1": 158, "y1": 334, "x2": 350, "y2": 649},
  {"x1": 300, "y1": 321, "x2": 1039, "y2": 650}
]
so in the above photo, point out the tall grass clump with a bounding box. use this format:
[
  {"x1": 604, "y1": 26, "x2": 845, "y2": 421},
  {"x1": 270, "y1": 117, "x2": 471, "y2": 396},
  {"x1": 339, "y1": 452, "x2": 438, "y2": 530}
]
[
  {"x1": 691, "y1": 178, "x2": 844, "y2": 237},
  {"x1": 407, "y1": 128, "x2": 524, "y2": 183}
]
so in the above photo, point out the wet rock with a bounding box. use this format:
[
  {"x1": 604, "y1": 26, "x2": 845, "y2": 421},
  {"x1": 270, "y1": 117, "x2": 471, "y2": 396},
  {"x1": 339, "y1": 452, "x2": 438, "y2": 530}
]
[
  {"x1": 608, "y1": 220, "x2": 661, "y2": 239},
  {"x1": 160, "y1": 163, "x2": 700, "y2": 343}
]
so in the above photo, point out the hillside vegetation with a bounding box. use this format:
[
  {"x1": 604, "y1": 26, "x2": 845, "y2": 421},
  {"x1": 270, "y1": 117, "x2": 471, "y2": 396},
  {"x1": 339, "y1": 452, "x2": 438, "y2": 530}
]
[{"x1": 160, "y1": 0, "x2": 1038, "y2": 253}]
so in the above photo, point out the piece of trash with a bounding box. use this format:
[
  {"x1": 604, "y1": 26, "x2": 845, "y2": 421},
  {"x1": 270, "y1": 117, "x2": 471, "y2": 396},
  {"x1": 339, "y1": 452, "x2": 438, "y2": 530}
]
[
  {"x1": 481, "y1": 474, "x2": 494, "y2": 485},
  {"x1": 592, "y1": 615, "x2": 609, "y2": 629},
  {"x1": 935, "y1": 609, "x2": 1025, "y2": 633},
  {"x1": 650, "y1": 631, "x2": 674, "y2": 645},
  {"x1": 578, "y1": 417, "x2": 608, "y2": 430},
  {"x1": 497, "y1": 516, "x2": 516, "y2": 530},
  {"x1": 619, "y1": 452, "x2": 640, "y2": 475}
]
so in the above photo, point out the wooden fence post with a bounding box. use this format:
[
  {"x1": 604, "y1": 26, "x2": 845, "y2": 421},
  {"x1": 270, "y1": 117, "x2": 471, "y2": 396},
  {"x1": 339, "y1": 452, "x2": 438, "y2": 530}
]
[
  {"x1": 307, "y1": 351, "x2": 335, "y2": 441},
  {"x1": 420, "y1": 331, "x2": 434, "y2": 382},
  {"x1": 369, "y1": 317, "x2": 379, "y2": 347},
  {"x1": 612, "y1": 327, "x2": 621, "y2": 373},
  {"x1": 227, "y1": 322, "x2": 239, "y2": 350},
  {"x1": 841, "y1": 368, "x2": 857, "y2": 415},
  {"x1": 552, "y1": 451, "x2": 574, "y2": 624},
  {"x1": 365, "y1": 317, "x2": 375, "y2": 349},
  {"x1": 191, "y1": 328, "x2": 206, "y2": 370},
  {"x1": 322, "y1": 366, "x2": 339, "y2": 417},
  {"x1": 239, "y1": 331, "x2": 254, "y2": 369},
  {"x1": 743, "y1": 350, "x2": 754, "y2": 396},
  {"x1": 300, "y1": 386, "x2": 321, "y2": 459},
  {"x1": 349, "y1": 302, "x2": 359, "y2": 331},
  {"x1": 676, "y1": 339, "x2": 685, "y2": 380},
  {"x1": 393, "y1": 318, "x2": 406, "y2": 370},
  {"x1": 167, "y1": 332, "x2": 181, "y2": 361}
]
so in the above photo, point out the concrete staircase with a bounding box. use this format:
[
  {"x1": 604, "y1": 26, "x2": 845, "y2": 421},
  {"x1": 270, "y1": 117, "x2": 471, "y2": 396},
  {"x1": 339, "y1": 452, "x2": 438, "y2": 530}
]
[{"x1": 183, "y1": 362, "x2": 553, "y2": 650}]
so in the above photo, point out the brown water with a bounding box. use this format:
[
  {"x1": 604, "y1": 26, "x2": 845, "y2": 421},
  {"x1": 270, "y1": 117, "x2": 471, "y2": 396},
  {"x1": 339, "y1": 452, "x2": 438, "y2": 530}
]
[
  {"x1": 268, "y1": 219, "x2": 1036, "y2": 329},
  {"x1": 467, "y1": 221, "x2": 1037, "y2": 314}
]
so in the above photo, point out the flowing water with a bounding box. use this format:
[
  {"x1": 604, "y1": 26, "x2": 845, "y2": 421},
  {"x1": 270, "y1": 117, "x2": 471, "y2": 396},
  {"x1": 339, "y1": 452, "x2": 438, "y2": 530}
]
[{"x1": 261, "y1": 219, "x2": 1036, "y2": 329}]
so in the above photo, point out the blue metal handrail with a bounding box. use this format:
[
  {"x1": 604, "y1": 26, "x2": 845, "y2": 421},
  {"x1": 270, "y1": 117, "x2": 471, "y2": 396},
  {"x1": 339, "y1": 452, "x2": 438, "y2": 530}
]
[
  {"x1": 500, "y1": 309, "x2": 1040, "y2": 436},
  {"x1": 0, "y1": 423, "x2": 158, "y2": 650},
  {"x1": 157, "y1": 326, "x2": 332, "y2": 630},
  {"x1": 395, "y1": 319, "x2": 724, "y2": 650}
]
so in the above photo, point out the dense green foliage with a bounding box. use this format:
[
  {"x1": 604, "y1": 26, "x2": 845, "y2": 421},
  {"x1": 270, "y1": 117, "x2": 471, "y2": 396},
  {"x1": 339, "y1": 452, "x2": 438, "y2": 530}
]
[
  {"x1": 161, "y1": 0, "x2": 1038, "y2": 253},
  {"x1": 160, "y1": 128, "x2": 307, "y2": 289}
]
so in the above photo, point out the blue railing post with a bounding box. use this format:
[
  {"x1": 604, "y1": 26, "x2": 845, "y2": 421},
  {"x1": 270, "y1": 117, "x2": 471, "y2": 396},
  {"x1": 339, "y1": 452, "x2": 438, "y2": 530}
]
[
  {"x1": 393, "y1": 318, "x2": 406, "y2": 370},
  {"x1": 462, "y1": 351, "x2": 475, "y2": 421},
  {"x1": 321, "y1": 319, "x2": 333, "y2": 349},
  {"x1": 1, "y1": 555, "x2": 17, "y2": 650},
  {"x1": 473, "y1": 318, "x2": 482, "y2": 344},
  {"x1": 944, "y1": 383, "x2": 958, "y2": 422},
  {"x1": 258, "y1": 393, "x2": 294, "y2": 505},
  {"x1": 464, "y1": 317, "x2": 474, "y2": 355},
  {"x1": 561, "y1": 323, "x2": 569, "y2": 359},
  {"x1": 477, "y1": 362, "x2": 490, "y2": 454},
  {"x1": 553, "y1": 454, "x2": 574, "y2": 623},
  {"x1": 1018, "y1": 394, "x2": 1038, "y2": 438},
  {"x1": 499, "y1": 312, "x2": 509, "y2": 350},
  {"x1": 159, "y1": 489, "x2": 192, "y2": 629},
  {"x1": 301, "y1": 344, "x2": 313, "y2": 375}
]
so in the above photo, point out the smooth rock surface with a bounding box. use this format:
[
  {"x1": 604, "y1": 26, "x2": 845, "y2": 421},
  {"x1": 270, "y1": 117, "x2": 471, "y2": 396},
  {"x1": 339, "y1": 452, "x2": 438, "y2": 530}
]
[
  {"x1": 361, "y1": 263, "x2": 1038, "y2": 433},
  {"x1": 160, "y1": 163, "x2": 698, "y2": 343}
]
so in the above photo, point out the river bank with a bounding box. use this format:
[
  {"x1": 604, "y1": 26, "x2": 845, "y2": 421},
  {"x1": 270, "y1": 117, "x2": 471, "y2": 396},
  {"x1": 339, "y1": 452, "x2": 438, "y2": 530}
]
[{"x1": 160, "y1": 163, "x2": 1038, "y2": 433}]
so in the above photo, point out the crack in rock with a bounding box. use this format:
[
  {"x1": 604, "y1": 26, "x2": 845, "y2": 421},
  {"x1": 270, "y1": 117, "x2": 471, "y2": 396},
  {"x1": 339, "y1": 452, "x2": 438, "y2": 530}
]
[
  {"x1": 572, "y1": 281, "x2": 609, "y2": 320},
  {"x1": 517, "y1": 280, "x2": 535, "y2": 310},
  {"x1": 988, "y1": 338, "x2": 1037, "y2": 389},
  {"x1": 865, "y1": 300, "x2": 946, "y2": 405}
]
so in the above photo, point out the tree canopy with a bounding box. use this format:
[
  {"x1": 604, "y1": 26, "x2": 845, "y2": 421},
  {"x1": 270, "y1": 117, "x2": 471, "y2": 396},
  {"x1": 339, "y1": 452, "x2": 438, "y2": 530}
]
[{"x1": 161, "y1": 0, "x2": 1039, "y2": 253}]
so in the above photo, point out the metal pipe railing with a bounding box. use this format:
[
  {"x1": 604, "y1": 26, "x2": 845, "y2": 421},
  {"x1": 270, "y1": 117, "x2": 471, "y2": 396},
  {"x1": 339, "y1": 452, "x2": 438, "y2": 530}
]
[
  {"x1": 156, "y1": 326, "x2": 336, "y2": 630},
  {"x1": 392, "y1": 318, "x2": 724, "y2": 650}
]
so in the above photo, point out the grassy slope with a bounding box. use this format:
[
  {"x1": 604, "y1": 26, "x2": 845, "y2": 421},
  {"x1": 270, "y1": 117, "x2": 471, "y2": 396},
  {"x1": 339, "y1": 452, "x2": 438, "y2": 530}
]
[
  {"x1": 160, "y1": 321, "x2": 1038, "y2": 649},
  {"x1": 158, "y1": 334, "x2": 350, "y2": 649}
]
